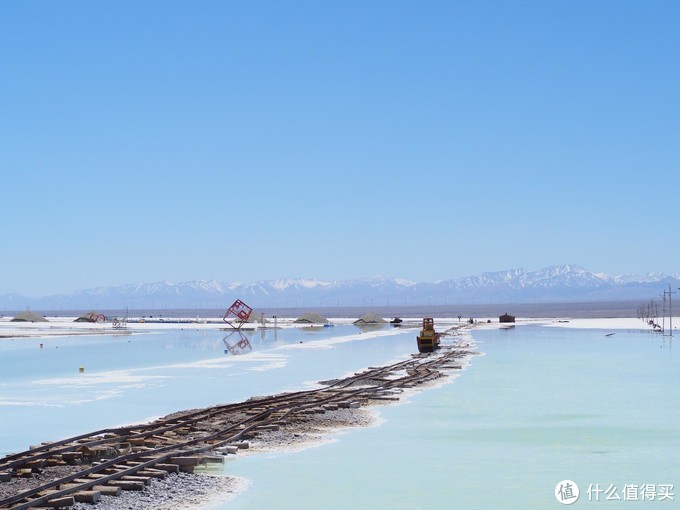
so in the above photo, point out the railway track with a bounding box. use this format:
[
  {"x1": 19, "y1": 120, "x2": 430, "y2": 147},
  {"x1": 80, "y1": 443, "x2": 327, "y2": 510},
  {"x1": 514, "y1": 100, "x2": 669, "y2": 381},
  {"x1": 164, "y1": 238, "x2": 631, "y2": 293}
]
[{"x1": 0, "y1": 342, "x2": 475, "y2": 509}]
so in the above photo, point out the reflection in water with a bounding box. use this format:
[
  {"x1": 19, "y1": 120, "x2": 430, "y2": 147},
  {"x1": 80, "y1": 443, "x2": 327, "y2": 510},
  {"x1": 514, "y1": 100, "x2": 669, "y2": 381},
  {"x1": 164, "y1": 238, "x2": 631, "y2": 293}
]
[
  {"x1": 300, "y1": 326, "x2": 326, "y2": 333},
  {"x1": 259, "y1": 327, "x2": 279, "y2": 343},
  {"x1": 222, "y1": 324, "x2": 379, "y2": 355},
  {"x1": 354, "y1": 324, "x2": 387, "y2": 333},
  {"x1": 223, "y1": 325, "x2": 292, "y2": 355},
  {"x1": 222, "y1": 330, "x2": 252, "y2": 355}
]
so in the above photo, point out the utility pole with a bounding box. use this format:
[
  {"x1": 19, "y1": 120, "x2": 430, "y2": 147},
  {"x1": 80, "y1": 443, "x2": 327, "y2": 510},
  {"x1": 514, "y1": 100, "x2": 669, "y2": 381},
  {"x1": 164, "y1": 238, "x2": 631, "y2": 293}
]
[
  {"x1": 669, "y1": 284, "x2": 676, "y2": 338},
  {"x1": 655, "y1": 300, "x2": 659, "y2": 326},
  {"x1": 661, "y1": 292, "x2": 667, "y2": 335},
  {"x1": 647, "y1": 302, "x2": 651, "y2": 323}
]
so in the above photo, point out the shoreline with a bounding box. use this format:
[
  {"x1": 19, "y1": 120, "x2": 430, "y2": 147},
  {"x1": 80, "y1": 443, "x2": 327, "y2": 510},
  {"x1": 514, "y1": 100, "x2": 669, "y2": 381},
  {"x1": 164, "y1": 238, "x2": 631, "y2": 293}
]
[
  {"x1": 0, "y1": 315, "x2": 672, "y2": 341},
  {"x1": 0, "y1": 299, "x2": 653, "y2": 321}
]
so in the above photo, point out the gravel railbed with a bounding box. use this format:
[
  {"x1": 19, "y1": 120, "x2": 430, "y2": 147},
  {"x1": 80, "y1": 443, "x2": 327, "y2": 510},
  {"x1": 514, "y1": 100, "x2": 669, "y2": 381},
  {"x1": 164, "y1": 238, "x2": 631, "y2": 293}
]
[
  {"x1": 0, "y1": 465, "x2": 83, "y2": 500},
  {"x1": 243, "y1": 407, "x2": 380, "y2": 453},
  {"x1": 71, "y1": 472, "x2": 243, "y2": 510}
]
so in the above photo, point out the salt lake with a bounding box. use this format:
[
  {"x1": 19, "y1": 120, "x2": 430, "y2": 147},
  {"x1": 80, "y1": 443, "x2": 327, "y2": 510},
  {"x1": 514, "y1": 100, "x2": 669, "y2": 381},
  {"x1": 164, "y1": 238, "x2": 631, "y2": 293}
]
[{"x1": 1, "y1": 318, "x2": 678, "y2": 508}]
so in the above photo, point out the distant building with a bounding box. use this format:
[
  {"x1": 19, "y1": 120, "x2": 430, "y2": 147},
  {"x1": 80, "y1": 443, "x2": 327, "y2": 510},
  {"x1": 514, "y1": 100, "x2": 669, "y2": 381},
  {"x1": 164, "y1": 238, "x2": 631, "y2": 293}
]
[{"x1": 499, "y1": 313, "x2": 515, "y2": 323}]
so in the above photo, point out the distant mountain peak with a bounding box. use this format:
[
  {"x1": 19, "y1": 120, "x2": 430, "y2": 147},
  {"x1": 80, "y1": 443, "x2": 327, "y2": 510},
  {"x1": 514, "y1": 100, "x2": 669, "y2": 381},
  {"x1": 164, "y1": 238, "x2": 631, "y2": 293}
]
[{"x1": 2, "y1": 265, "x2": 677, "y2": 310}]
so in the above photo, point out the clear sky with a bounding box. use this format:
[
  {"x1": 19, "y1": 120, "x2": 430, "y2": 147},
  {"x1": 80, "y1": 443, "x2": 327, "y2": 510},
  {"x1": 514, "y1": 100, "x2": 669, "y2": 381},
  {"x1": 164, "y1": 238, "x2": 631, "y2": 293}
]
[{"x1": 2, "y1": 1, "x2": 679, "y2": 296}]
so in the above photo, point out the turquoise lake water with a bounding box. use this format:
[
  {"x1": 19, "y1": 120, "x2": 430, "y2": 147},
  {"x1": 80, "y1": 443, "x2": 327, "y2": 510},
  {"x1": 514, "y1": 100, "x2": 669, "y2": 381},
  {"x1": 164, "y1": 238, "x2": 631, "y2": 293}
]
[
  {"x1": 1, "y1": 323, "x2": 678, "y2": 508},
  {"x1": 215, "y1": 326, "x2": 679, "y2": 509}
]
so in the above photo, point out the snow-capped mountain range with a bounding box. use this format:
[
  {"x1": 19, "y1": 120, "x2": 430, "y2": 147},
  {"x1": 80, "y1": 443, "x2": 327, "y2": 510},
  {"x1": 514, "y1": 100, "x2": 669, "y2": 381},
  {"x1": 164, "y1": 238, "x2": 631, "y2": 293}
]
[{"x1": 3, "y1": 265, "x2": 679, "y2": 311}]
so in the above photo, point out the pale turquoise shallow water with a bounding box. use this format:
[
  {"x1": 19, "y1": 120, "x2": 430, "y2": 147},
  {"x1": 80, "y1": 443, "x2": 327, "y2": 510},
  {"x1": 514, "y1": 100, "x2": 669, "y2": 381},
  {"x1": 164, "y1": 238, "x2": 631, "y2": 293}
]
[
  {"x1": 218, "y1": 326, "x2": 679, "y2": 509},
  {"x1": 0, "y1": 325, "x2": 416, "y2": 452},
  {"x1": 1, "y1": 324, "x2": 678, "y2": 509}
]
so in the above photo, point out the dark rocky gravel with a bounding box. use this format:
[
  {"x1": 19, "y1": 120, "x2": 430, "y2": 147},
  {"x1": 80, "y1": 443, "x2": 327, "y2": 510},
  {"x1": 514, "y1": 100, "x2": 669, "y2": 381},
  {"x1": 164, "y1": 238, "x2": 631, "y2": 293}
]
[{"x1": 71, "y1": 472, "x2": 243, "y2": 510}]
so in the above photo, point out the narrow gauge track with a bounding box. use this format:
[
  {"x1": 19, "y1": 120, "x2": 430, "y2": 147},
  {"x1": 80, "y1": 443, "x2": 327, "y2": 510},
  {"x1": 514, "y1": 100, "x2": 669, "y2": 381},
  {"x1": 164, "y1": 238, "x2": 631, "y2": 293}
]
[{"x1": 0, "y1": 343, "x2": 474, "y2": 510}]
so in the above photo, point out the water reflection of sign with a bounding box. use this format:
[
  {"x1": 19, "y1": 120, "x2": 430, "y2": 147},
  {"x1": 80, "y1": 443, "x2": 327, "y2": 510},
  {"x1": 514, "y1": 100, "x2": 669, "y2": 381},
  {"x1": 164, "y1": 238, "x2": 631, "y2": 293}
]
[{"x1": 223, "y1": 335, "x2": 252, "y2": 355}]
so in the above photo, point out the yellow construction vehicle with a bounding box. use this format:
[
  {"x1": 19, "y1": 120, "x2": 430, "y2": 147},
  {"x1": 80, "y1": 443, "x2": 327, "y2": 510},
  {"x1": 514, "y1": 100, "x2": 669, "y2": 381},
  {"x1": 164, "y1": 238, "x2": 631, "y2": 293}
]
[{"x1": 416, "y1": 317, "x2": 440, "y2": 353}]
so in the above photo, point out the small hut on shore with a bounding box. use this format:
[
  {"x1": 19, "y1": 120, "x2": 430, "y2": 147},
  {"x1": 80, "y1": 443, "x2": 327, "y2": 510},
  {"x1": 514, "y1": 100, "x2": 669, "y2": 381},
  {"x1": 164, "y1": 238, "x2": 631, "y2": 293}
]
[
  {"x1": 499, "y1": 313, "x2": 516, "y2": 323},
  {"x1": 353, "y1": 313, "x2": 387, "y2": 326},
  {"x1": 10, "y1": 311, "x2": 48, "y2": 323},
  {"x1": 294, "y1": 312, "x2": 329, "y2": 324}
]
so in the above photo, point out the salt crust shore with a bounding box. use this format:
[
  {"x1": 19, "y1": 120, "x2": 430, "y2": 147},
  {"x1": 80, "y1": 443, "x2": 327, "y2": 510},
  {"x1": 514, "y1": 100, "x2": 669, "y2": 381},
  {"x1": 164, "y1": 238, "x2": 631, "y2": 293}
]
[
  {"x1": 0, "y1": 316, "x2": 407, "y2": 339},
  {"x1": 1, "y1": 315, "x2": 671, "y2": 340},
  {"x1": 474, "y1": 316, "x2": 669, "y2": 331}
]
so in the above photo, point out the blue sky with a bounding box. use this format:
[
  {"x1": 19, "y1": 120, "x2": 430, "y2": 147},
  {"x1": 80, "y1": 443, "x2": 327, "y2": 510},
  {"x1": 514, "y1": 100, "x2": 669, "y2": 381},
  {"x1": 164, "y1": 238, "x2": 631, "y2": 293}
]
[{"x1": 2, "y1": 1, "x2": 678, "y2": 296}]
